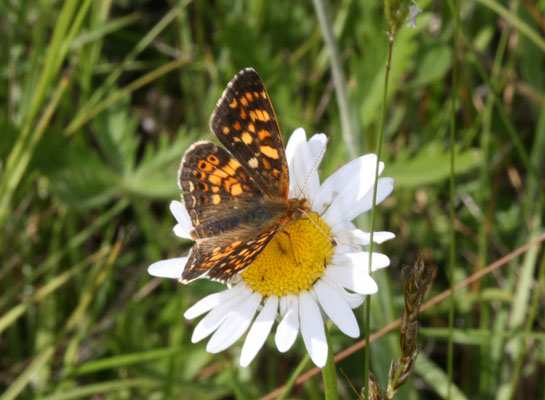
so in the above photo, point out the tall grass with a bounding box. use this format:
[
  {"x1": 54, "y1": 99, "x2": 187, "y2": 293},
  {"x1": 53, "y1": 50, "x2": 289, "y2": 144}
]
[{"x1": 1, "y1": 0, "x2": 544, "y2": 399}]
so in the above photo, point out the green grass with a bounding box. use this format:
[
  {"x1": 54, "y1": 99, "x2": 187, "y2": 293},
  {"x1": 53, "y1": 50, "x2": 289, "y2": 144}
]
[{"x1": 1, "y1": 0, "x2": 545, "y2": 398}]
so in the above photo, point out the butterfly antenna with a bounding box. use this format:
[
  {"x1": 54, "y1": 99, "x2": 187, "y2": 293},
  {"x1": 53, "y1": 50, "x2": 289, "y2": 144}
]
[
  {"x1": 299, "y1": 209, "x2": 337, "y2": 247},
  {"x1": 295, "y1": 137, "x2": 329, "y2": 199}
]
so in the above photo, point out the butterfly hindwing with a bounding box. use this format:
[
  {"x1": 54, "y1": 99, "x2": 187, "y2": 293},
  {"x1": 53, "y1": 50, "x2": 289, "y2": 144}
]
[
  {"x1": 210, "y1": 68, "x2": 289, "y2": 198},
  {"x1": 181, "y1": 225, "x2": 280, "y2": 282}
]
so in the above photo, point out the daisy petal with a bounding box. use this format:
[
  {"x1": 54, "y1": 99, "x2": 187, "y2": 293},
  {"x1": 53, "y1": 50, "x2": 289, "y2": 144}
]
[
  {"x1": 322, "y1": 275, "x2": 366, "y2": 308},
  {"x1": 323, "y1": 173, "x2": 392, "y2": 223},
  {"x1": 299, "y1": 291, "x2": 328, "y2": 367},
  {"x1": 315, "y1": 154, "x2": 383, "y2": 215},
  {"x1": 147, "y1": 258, "x2": 186, "y2": 279},
  {"x1": 170, "y1": 201, "x2": 192, "y2": 239},
  {"x1": 184, "y1": 283, "x2": 248, "y2": 319},
  {"x1": 275, "y1": 294, "x2": 299, "y2": 352},
  {"x1": 345, "y1": 252, "x2": 391, "y2": 272},
  {"x1": 206, "y1": 292, "x2": 262, "y2": 353},
  {"x1": 308, "y1": 134, "x2": 327, "y2": 161},
  {"x1": 191, "y1": 288, "x2": 253, "y2": 342},
  {"x1": 314, "y1": 280, "x2": 359, "y2": 338},
  {"x1": 349, "y1": 177, "x2": 394, "y2": 217},
  {"x1": 286, "y1": 128, "x2": 319, "y2": 199},
  {"x1": 335, "y1": 229, "x2": 395, "y2": 246},
  {"x1": 240, "y1": 296, "x2": 279, "y2": 367},
  {"x1": 326, "y1": 265, "x2": 378, "y2": 295}
]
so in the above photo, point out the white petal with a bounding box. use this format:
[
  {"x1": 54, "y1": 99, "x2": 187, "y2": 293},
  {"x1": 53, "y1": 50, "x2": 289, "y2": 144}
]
[
  {"x1": 184, "y1": 283, "x2": 247, "y2": 319},
  {"x1": 240, "y1": 296, "x2": 279, "y2": 367},
  {"x1": 170, "y1": 201, "x2": 193, "y2": 239},
  {"x1": 314, "y1": 280, "x2": 359, "y2": 338},
  {"x1": 345, "y1": 252, "x2": 391, "y2": 272},
  {"x1": 308, "y1": 134, "x2": 328, "y2": 161},
  {"x1": 323, "y1": 172, "x2": 391, "y2": 223},
  {"x1": 299, "y1": 291, "x2": 328, "y2": 367},
  {"x1": 191, "y1": 288, "x2": 253, "y2": 342},
  {"x1": 275, "y1": 294, "x2": 299, "y2": 352},
  {"x1": 322, "y1": 275, "x2": 365, "y2": 309},
  {"x1": 343, "y1": 230, "x2": 396, "y2": 246},
  {"x1": 147, "y1": 258, "x2": 186, "y2": 279},
  {"x1": 206, "y1": 292, "x2": 262, "y2": 353},
  {"x1": 314, "y1": 154, "x2": 382, "y2": 215},
  {"x1": 326, "y1": 265, "x2": 378, "y2": 295},
  {"x1": 285, "y1": 128, "x2": 319, "y2": 199},
  {"x1": 347, "y1": 177, "x2": 394, "y2": 218}
]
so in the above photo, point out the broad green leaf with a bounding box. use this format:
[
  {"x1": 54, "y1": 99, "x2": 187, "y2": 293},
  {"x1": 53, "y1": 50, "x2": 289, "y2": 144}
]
[{"x1": 385, "y1": 144, "x2": 480, "y2": 187}]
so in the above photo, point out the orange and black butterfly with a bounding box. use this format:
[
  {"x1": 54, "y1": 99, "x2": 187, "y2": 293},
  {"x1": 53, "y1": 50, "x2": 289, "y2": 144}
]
[{"x1": 178, "y1": 68, "x2": 308, "y2": 283}]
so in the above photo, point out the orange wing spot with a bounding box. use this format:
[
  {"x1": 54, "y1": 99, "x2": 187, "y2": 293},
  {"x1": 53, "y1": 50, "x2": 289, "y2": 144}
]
[
  {"x1": 260, "y1": 90, "x2": 267, "y2": 98},
  {"x1": 245, "y1": 92, "x2": 254, "y2": 101},
  {"x1": 257, "y1": 235, "x2": 270, "y2": 243},
  {"x1": 223, "y1": 177, "x2": 236, "y2": 192},
  {"x1": 249, "y1": 110, "x2": 257, "y2": 122},
  {"x1": 253, "y1": 91, "x2": 260, "y2": 99},
  {"x1": 248, "y1": 122, "x2": 255, "y2": 132},
  {"x1": 197, "y1": 181, "x2": 209, "y2": 191},
  {"x1": 262, "y1": 157, "x2": 271, "y2": 170},
  {"x1": 211, "y1": 194, "x2": 221, "y2": 204},
  {"x1": 229, "y1": 99, "x2": 238, "y2": 108},
  {"x1": 258, "y1": 129, "x2": 271, "y2": 140},
  {"x1": 212, "y1": 186, "x2": 220, "y2": 193},
  {"x1": 222, "y1": 126, "x2": 230, "y2": 134},
  {"x1": 233, "y1": 121, "x2": 242, "y2": 131},
  {"x1": 240, "y1": 108, "x2": 247, "y2": 120},
  {"x1": 208, "y1": 174, "x2": 222, "y2": 186},
  {"x1": 198, "y1": 160, "x2": 214, "y2": 172},
  {"x1": 231, "y1": 240, "x2": 242, "y2": 248},
  {"x1": 241, "y1": 132, "x2": 253, "y2": 144},
  {"x1": 207, "y1": 154, "x2": 220, "y2": 165},
  {"x1": 226, "y1": 159, "x2": 241, "y2": 175},
  {"x1": 230, "y1": 183, "x2": 243, "y2": 196},
  {"x1": 272, "y1": 168, "x2": 281, "y2": 178},
  {"x1": 213, "y1": 167, "x2": 229, "y2": 178},
  {"x1": 240, "y1": 96, "x2": 249, "y2": 107},
  {"x1": 255, "y1": 109, "x2": 270, "y2": 122},
  {"x1": 260, "y1": 145, "x2": 280, "y2": 159}
]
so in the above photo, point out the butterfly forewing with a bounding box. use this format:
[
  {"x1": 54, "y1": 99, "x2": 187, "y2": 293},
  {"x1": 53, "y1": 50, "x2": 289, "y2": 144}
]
[{"x1": 210, "y1": 68, "x2": 289, "y2": 198}]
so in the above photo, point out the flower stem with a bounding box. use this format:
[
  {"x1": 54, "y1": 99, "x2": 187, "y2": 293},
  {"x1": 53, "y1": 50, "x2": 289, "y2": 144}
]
[
  {"x1": 312, "y1": 0, "x2": 357, "y2": 159},
  {"x1": 322, "y1": 326, "x2": 339, "y2": 400},
  {"x1": 364, "y1": 30, "x2": 394, "y2": 400},
  {"x1": 448, "y1": 0, "x2": 461, "y2": 398}
]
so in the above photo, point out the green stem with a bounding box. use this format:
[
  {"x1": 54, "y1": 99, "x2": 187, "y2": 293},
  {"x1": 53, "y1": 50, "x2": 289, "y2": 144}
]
[
  {"x1": 275, "y1": 355, "x2": 311, "y2": 400},
  {"x1": 311, "y1": 0, "x2": 357, "y2": 158},
  {"x1": 322, "y1": 327, "x2": 339, "y2": 400},
  {"x1": 364, "y1": 29, "x2": 394, "y2": 400},
  {"x1": 447, "y1": 0, "x2": 461, "y2": 398}
]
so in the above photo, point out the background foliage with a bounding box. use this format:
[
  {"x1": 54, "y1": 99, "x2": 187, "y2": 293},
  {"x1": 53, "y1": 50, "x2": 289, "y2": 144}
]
[{"x1": 1, "y1": 0, "x2": 544, "y2": 398}]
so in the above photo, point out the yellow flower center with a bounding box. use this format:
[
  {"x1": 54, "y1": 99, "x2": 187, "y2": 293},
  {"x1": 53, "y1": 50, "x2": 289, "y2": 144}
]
[{"x1": 241, "y1": 213, "x2": 335, "y2": 297}]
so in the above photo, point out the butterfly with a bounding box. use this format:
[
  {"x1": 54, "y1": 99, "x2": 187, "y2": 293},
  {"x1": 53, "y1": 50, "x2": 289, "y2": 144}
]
[{"x1": 178, "y1": 68, "x2": 309, "y2": 283}]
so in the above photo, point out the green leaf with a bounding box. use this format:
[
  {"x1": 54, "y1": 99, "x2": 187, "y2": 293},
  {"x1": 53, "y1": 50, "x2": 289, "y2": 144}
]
[
  {"x1": 49, "y1": 147, "x2": 120, "y2": 209},
  {"x1": 91, "y1": 96, "x2": 138, "y2": 176},
  {"x1": 385, "y1": 144, "x2": 480, "y2": 187}
]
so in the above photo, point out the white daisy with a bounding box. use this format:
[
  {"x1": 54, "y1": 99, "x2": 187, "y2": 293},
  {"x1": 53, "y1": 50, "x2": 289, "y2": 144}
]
[{"x1": 148, "y1": 128, "x2": 394, "y2": 367}]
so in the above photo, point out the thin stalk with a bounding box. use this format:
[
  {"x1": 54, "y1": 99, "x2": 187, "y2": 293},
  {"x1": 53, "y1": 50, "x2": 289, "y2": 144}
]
[
  {"x1": 364, "y1": 27, "x2": 394, "y2": 400},
  {"x1": 312, "y1": 0, "x2": 357, "y2": 159},
  {"x1": 272, "y1": 355, "x2": 311, "y2": 400},
  {"x1": 448, "y1": 0, "x2": 461, "y2": 398},
  {"x1": 322, "y1": 327, "x2": 339, "y2": 400}
]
